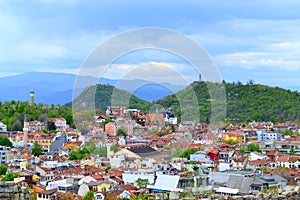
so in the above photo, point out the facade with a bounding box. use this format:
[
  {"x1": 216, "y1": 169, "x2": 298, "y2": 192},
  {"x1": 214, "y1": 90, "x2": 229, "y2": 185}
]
[
  {"x1": 49, "y1": 118, "x2": 68, "y2": 131},
  {"x1": 0, "y1": 122, "x2": 7, "y2": 132},
  {"x1": 26, "y1": 120, "x2": 46, "y2": 132},
  {"x1": 225, "y1": 132, "x2": 244, "y2": 143},
  {"x1": 0, "y1": 145, "x2": 10, "y2": 165}
]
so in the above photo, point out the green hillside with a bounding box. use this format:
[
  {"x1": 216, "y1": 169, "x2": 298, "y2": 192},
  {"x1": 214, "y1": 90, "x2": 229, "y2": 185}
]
[
  {"x1": 69, "y1": 82, "x2": 300, "y2": 124},
  {"x1": 157, "y1": 81, "x2": 300, "y2": 124},
  {"x1": 0, "y1": 101, "x2": 73, "y2": 131},
  {"x1": 67, "y1": 84, "x2": 150, "y2": 113}
]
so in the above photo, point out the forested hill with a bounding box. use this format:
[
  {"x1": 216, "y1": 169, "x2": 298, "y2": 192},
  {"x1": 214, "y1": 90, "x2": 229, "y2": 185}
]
[
  {"x1": 156, "y1": 81, "x2": 300, "y2": 123},
  {"x1": 0, "y1": 101, "x2": 73, "y2": 131},
  {"x1": 66, "y1": 84, "x2": 150, "y2": 112},
  {"x1": 1, "y1": 81, "x2": 300, "y2": 131}
]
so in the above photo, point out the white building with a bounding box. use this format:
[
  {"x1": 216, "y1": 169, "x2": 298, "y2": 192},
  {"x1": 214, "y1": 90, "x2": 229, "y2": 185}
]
[
  {"x1": 49, "y1": 118, "x2": 69, "y2": 131},
  {"x1": 0, "y1": 122, "x2": 7, "y2": 132},
  {"x1": 122, "y1": 171, "x2": 156, "y2": 186}
]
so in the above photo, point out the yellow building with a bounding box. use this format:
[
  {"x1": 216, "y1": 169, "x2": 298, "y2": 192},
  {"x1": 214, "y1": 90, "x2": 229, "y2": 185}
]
[{"x1": 225, "y1": 132, "x2": 244, "y2": 143}]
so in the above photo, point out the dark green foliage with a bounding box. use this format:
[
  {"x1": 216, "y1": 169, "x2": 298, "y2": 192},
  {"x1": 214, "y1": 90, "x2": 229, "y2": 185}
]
[
  {"x1": 180, "y1": 148, "x2": 198, "y2": 159},
  {"x1": 0, "y1": 137, "x2": 13, "y2": 147},
  {"x1": 117, "y1": 127, "x2": 127, "y2": 137},
  {"x1": 157, "y1": 81, "x2": 300, "y2": 123},
  {"x1": 135, "y1": 178, "x2": 149, "y2": 189},
  {"x1": 1, "y1": 172, "x2": 20, "y2": 181},
  {"x1": 31, "y1": 141, "x2": 43, "y2": 156},
  {"x1": 0, "y1": 166, "x2": 7, "y2": 175},
  {"x1": 69, "y1": 147, "x2": 90, "y2": 160},
  {"x1": 47, "y1": 121, "x2": 56, "y2": 131},
  {"x1": 83, "y1": 191, "x2": 94, "y2": 200},
  {"x1": 246, "y1": 143, "x2": 261, "y2": 153},
  {"x1": 110, "y1": 145, "x2": 119, "y2": 153},
  {"x1": 84, "y1": 142, "x2": 107, "y2": 157},
  {"x1": 0, "y1": 101, "x2": 73, "y2": 131},
  {"x1": 67, "y1": 84, "x2": 151, "y2": 112},
  {"x1": 290, "y1": 148, "x2": 296, "y2": 156}
]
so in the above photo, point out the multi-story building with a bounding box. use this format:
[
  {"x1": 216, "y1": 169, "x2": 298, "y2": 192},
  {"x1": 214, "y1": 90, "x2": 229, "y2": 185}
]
[
  {"x1": 0, "y1": 145, "x2": 10, "y2": 165},
  {"x1": 49, "y1": 118, "x2": 68, "y2": 131},
  {"x1": 0, "y1": 122, "x2": 7, "y2": 132},
  {"x1": 25, "y1": 120, "x2": 46, "y2": 132}
]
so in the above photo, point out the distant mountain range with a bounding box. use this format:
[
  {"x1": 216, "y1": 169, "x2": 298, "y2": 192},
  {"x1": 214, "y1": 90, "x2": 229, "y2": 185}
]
[{"x1": 0, "y1": 72, "x2": 184, "y2": 104}]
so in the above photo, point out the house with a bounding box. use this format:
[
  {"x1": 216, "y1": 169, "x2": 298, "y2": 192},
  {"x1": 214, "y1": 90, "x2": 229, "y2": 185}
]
[
  {"x1": 257, "y1": 130, "x2": 281, "y2": 142},
  {"x1": 27, "y1": 132, "x2": 53, "y2": 152},
  {"x1": 250, "y1": 174, "x2": 287, "y2": 193},
  {"x1": 106, "y1": 106, "x2": 126, "y2": 119},
  {"x1": 114, "y1": 145, "x2": 165, "y2": 159},
  {"x1": 230, "y1": 156, "x2": 248, "y2": 170},
  {"x1": 94, "y1": 114, "x2": 108, "y2": 123},
  {"x1": 25, "y1": 120, "x2": 46, "y2": 132},
  {"x1": 266, "y1": 149, "x2": 279, "y2": 162},
  {"x1": 49, "y1": 118, "x2": 68, "y2": 131},
  {"x1": 146, "y1": 113, "x2": 164, "y2": 127},
  {"x1": 37, "y1": 189, "x2": 57, "y2": 200},
  {"x1": 276, "y1": 156, "x2": 300, "y2": 168},
  {"x1": 0, "y1": 145, "x2": 10, "y2": 165},
  {"x1": 147, "y1": 174, "x2": 182, "y2": 192},
  {"x1": 206, "y1": 147, "x2": 219, "y2": 161},
  {"x1": 249, "y1": 152, "x2": 268, "y2": 161},
  {"x1": 0, "y1": 122, "x2": 7, "y2": 132},
  {"x1": 244, "y1": 131, "x2": 258, "y2": 143},
  {"x1": 122, "y1": 171, "x2": 156, "y2": 186},
  {"x1": 105, "y1": 122, "x2": 117, "y2": 137},
  {"x1": 224, "y1": 132, "x2": 244, "y2": 143},
  {"x1": 190, "y1": 151, "x2": 212, "y2": 163}
]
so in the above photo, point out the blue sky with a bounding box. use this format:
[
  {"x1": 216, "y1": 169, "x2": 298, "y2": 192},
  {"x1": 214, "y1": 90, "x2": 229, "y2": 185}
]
[{"x1": 1, "y1": 0, "x2": 300, "y2": 89}]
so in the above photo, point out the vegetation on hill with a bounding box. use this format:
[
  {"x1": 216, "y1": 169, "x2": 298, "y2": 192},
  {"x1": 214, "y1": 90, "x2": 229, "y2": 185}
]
[
  {"x1": 0, "y1": 136, "x2": 13, "y2": 147},
  {"x1": 2, "y1": 81, "x2": 299, "y2": 131},
  {"x1": 67, "y1": 84, "x2": 150, "y2": 112},
  {"x1": 0, "y1": 101, "x2": 73, "y2": 131},
  {"x1": 157, "y1": 81, "x2": 300, "y2": 124},
  {"x1": 68, "y1": 81, "x2": 300, "y2": 124}
]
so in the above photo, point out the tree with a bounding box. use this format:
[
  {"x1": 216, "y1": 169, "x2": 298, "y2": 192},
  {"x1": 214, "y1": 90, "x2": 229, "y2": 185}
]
[
  {"x1": 1, "y1": 172, "x2": 20, "y2": 182},
  {"x1": 180, "y1": 148, "x2": 197, "y2": 159},
  {"x1": 117, "y1": 127, "x2": 127, "y2": 137},
  {"x1": 12, "y1": 119, "x2": 22, "y2": 131},
  {"x1": 0, "y1": 166, "x2": 7, "y2": 175},
  {"x1": 135, "y1": 178, "x2": 149, "y2": 189},
  {"x1": 172, "y1": 147, "x2": 183, "y2": 158},
  {"x1": 83, "y1": 191, "x2": 94, "y2": 200},
  {"x1": 69, "y1": 147, "x2": 90, "y2": 160},
  {"x1": 47, "y1": 121, "x2": 56, "y2": 131},
  {"x1": 0, "y1": 137, "x2": 13, "y2": 147},
  {"x1": 31, "y1": 141, "x2": 43, "y2": 156},
  {"x1": 290, "y1": 148, "x2": 296, "y2": 156},
  {"x1": 247, "y1": 143, "x2": 261, "y2": 153},
  {"x1": 110, "y1": 145, "x2": 119, "y2": 153}
]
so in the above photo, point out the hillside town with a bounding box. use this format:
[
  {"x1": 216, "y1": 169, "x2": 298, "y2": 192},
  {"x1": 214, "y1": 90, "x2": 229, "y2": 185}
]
[{"x1": 1, "y1": 105, "x2": 300, "y2": 200}]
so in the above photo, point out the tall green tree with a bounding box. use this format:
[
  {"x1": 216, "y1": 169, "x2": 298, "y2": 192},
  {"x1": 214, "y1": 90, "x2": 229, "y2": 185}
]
[
  {"x1": 0, "y1": 166, "x2": 7, "y2": 175},
  {"x1": 247, "y1": 143, "x2": 261, "y2": 152},
  {"x1": 47, "y1": 121, "x2": 56, "y2": 131},
  {"x1": 31, "y1": 141, "x2": 43, "y2": 156},
  {"x1": 135, "y1": 178, "x2": 149, "y2": 189},
  {"x1": 0, "y1": 137, "x2": 13, "y2": 147}
]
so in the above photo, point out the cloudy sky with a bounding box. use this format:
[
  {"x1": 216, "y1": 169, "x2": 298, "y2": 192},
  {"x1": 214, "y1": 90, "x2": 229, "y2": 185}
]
[{"x1": 1, "y1": 0, "x2": 300, "y2": 89}]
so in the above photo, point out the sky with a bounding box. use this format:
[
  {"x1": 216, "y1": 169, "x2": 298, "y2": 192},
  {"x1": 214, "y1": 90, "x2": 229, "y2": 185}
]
[{"x1": 1, "y1": 0, "x2": 300, "y2": 89}]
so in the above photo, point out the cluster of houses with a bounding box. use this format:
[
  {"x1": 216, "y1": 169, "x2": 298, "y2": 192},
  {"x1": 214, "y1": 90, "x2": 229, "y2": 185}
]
[{"x1": 0, "y1": 106, "x2": 300, "y2": 199}]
